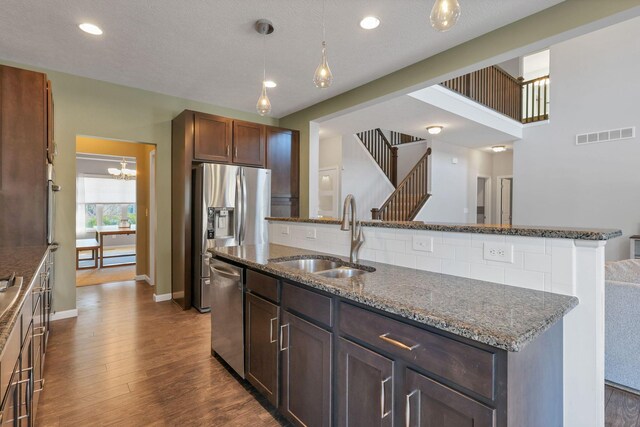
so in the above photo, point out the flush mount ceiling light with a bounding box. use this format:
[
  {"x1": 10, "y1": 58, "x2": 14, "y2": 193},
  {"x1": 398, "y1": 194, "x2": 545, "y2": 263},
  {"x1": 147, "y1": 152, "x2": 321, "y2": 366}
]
[
  {"x1": 313, "y1": 0, "x2": 333, "y2": 88},
  {"x1": 426, "y1": 125, "x2": 443, "y2": 135},
  {"x1": 430, "y1": 0, "x2": 461, "y2": 32},
  {"x1": 108, "y1": 158, "x2": 136, "y2": 180},
  {"x1": 78, "y1": 23, "x2": 103, "y2": 35},
  {"x1": 255, "y1": 19, "x2": 274, "y2": 116},
  {"x1": 359, "y1": 16, "x2": 380, "y2": 30},
  {"x1": 491, "y1": 145, "x2": 507, "y2": 153},
  {"x1": 264, "y1": 80, "x2": 277, "y2": 88}
]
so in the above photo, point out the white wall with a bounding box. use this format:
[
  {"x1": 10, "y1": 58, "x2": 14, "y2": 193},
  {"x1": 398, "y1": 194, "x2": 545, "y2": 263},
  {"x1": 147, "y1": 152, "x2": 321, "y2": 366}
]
[
  {"x1": 319, "y1": 136, "x2": 342, "y2": 169},
  {"x1": 341, "y1": 134, "x2": 395, "y2": 220},
  {"x1": 514, "y1": 17, "x2": 640, "y2": 261},
  {"x1": 414, "y1": 140, "x2": 493, "y2": 223},
  {"x1": 396, "y1": 141, "x2": 429, "y2": 183}
]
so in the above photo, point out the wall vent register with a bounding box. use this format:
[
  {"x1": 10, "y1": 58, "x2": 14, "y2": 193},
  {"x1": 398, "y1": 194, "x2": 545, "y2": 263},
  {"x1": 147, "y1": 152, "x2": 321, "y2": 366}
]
[{"x1": 576, "y1": 127, "x2": 635, "y2": 145}]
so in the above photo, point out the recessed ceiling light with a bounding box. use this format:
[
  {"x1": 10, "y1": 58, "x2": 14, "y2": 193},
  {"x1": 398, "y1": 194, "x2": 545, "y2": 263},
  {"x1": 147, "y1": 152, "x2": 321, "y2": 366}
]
[
  {"x1": 79, "y1": 23, "x2": 103, "y2": 35},
  {"x1": 491, "y1": 145, "x2": 507, "y2": 153},
  {"x1": 359, "y1": 16, "x2": 380, "y2": 30},
  {"x1": 264, "y1": 80, "x2": 277, "y2": 88},
  {"x1": 426, "y1": 125, "x2": 443, "y2": 135}
]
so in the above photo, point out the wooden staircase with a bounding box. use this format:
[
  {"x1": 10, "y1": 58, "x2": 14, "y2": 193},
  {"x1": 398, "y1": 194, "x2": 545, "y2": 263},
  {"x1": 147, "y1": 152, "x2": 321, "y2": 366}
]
[
  {"x1": 371, "y1": 148, "x2": 432, "y2": 221},
  {"x1": 356, "y1": 129, "x2": 431, "y2": 221}
]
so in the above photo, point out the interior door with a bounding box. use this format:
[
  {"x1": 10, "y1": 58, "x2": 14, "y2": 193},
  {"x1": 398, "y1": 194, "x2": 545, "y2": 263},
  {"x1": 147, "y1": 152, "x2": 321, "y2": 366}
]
[
  {"x1": 500, "y1": 178, "x2": 513, "y2": 225},
  {"x1": 476, "y1": 177, "x2": 486, "y2": 224}
]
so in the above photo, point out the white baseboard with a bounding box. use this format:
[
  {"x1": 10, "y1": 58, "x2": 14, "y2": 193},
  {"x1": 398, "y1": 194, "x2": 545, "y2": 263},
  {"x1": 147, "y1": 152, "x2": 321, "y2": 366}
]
[
  {"x1": 135, "y1": 274, "x2": 154, "y2": 285},
  {"x1": 51, "y1": 309, "x2": 78, "y2": 321},
  {"x1": 153, "y1": 293, "x2": 171, "y2": 302}
]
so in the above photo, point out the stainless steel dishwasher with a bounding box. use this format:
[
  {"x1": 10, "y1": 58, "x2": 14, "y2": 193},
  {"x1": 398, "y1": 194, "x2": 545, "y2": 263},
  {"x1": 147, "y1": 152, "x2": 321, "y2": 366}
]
[{"x1": 210, "y1": 258, "x2": 245, "y2": 378}]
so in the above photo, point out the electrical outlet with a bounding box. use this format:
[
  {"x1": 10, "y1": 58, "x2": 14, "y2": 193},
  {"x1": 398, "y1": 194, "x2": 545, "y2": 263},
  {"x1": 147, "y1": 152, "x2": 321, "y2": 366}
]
[
  {"x1": 280, "y1": 226, "x2": 290, "y2": 236},
  {"x1": 483, "y1": 242, "x2": 514, "y2": 263},
  {"x1": 412, "y1": 236, "x2": 434, "y2": 252},
  {"x1": 305, "y1": 228, "x2": 317, "y2": 240}
]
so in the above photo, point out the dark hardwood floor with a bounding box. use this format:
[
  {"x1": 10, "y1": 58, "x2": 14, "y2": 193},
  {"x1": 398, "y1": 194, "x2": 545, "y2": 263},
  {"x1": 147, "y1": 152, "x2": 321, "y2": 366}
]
[
  {"x1": 35, "y1": 280, "x2": 286, "y2": 426},
  {"x1": 606, "y1": 385, "x2": 640, "y2": 427}
]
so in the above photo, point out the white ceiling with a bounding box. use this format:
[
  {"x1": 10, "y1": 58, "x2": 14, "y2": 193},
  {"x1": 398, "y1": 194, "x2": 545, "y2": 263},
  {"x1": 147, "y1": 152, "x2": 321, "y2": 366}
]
[
  {"x1": 319, "y1": 91, "x2": 517, "y2": 150},
  {"x1": 0, "y1": 0, "x2": 563, "y2": 118}
]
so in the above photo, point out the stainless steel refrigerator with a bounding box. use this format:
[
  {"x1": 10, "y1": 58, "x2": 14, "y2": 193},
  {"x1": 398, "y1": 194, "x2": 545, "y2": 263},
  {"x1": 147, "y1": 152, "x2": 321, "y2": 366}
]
[{"x1": 192, "y1": 163, "x2": 270, "y2": 313}]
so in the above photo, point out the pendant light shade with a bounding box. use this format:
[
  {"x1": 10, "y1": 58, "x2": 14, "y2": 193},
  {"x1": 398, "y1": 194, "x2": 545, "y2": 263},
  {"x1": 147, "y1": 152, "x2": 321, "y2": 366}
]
[
  {"x1": 313, "y1": 41, "x2": 333, "y2": 88},
  {"x1": 430, "y1": 0, "x2": 461, "y2": 32},
  {"x1": 256, "y1": 82, "x2": 271, "y2": 116}
]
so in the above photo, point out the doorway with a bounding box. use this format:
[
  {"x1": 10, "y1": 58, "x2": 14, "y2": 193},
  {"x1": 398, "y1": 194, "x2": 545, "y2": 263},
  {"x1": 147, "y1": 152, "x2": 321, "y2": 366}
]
[
  {"x1": 499, "y1": 177, "x2": 514, "y2": 225},
  {"x1": 476, "y1": 177, "x2": 490, "y2": 224},
  {"x1": 75, "y1": 136, "x2": 156, "y2": 288}
]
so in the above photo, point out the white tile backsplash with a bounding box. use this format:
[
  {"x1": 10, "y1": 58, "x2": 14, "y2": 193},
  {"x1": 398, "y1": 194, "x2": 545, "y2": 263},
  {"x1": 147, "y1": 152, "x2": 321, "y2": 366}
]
[{"x1": 268, "y1": 221, "x2": 578, "y2": 292}]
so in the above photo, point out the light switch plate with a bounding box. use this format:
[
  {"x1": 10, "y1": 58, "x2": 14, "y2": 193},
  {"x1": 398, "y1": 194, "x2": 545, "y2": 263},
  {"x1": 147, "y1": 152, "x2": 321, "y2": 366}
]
[
  {"x1": 280, "y1": 226, "x2": 290, "y2": 235},
  {"x1": 305, "y1": 228, "x2": 317, "y2": 240},
  {"x1": 412, "y1": 236, "x2": 434, "y2": 252},
  {"x1": 483, "y1": 242, "x2": 514, "y2": 263}
]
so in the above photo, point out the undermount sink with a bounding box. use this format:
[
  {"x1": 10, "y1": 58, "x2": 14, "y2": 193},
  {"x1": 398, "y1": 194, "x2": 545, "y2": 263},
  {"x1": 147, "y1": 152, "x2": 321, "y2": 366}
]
[
  {"x1": 272, "y1": 256, "x2": 374, "y2": 279},
  {"x1": 275, "y1": 258, "x2": 341, "y2": 273},
  {"x1": 315, "y1": 267, "x2": 368, "y2": 279}
]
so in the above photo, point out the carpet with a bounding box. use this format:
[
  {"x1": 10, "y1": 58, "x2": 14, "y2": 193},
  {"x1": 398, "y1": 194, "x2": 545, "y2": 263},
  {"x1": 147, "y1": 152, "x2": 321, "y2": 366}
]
[{"x1": 76, "y1": 264, "x2": 136, "y2": 287}]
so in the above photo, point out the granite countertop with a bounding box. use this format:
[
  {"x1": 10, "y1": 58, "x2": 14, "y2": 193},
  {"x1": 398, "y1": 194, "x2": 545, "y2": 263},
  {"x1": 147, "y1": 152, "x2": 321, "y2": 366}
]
[
  {"x1": 211, "y1": 243, "x2": 578, "y2": 352},
  {"x1": 0, "y1": 246, "x2": 50, "y2": 354},
  {"x1": 266, "y1": 217, "x2": 622, "y2": 241}
]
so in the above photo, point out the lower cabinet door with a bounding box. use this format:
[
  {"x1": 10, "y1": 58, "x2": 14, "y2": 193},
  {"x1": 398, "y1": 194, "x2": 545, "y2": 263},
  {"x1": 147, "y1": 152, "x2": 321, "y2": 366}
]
[
  {"x1": 280, "y1": 311, "x2": 332, "y2": 427},
  {"x1": 405, "y1": 369, "x2": 496, "y2": 427},
  {"x1": 245, "y1": 293, "x2": 279, "y2": 406},
  {"x1": 337, "y1": 338, "x2": 394, "y2": 427}
]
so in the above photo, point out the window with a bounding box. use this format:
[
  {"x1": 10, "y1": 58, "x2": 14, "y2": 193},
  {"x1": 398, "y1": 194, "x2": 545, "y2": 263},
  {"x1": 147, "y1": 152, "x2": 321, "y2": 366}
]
[{"x1": 76, "y1": 174, "x2": 136, "y2": 234}]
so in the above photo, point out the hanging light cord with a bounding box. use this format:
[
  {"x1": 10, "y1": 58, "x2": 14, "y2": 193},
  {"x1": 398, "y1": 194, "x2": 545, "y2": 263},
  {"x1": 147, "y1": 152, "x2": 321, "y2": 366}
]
[
  {"x1": 322, "y1": 0, "x2": 326, "y2": 44},
  {"x1": 262, "y1": 32, "x2": 266, "y2": 84}
]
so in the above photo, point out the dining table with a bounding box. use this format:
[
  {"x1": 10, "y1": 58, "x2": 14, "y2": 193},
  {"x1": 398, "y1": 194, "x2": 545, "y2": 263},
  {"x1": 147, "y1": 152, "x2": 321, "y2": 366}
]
[{"x1": 94, "y1": 225, "x2": 136, "y2": 268}]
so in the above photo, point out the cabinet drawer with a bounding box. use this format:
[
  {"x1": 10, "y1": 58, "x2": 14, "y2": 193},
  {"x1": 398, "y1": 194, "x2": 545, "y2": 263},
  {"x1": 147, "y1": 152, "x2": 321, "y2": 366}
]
[
  {"x1": 0, "y1": 323, "x2": 20, "y2": 405},
  {"x1": 339, "y1": 303, "x2": 496, "y2": 400},
  {"x1": 282, "y1": 283, "x2": 332, "y2": 328},
  {"x1": 246, "y1": 269, "x2": 279, "y2": 302}
]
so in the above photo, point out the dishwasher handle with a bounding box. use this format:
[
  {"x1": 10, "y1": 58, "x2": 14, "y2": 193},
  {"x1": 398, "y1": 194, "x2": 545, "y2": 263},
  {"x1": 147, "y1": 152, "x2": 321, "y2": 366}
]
[{"x1": 211, "y1": 266, "x2": 241, "y2": 280}]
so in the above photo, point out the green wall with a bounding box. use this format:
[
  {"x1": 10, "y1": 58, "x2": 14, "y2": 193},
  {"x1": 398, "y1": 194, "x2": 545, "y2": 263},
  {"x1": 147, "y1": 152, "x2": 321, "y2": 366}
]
[
  {"x1": 280, "y1": 0, "x2": 640, "y2": 217},
  {"x1": 1, "y1": 60, "x2": 277, "y2": 312}
]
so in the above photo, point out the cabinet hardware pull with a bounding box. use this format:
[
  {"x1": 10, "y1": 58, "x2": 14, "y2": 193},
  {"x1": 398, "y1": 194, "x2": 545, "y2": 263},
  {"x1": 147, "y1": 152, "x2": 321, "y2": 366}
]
[
  {"x1": 269, "y1": 317, "x2": 278, "y2": 344},
  {"x1": 32, "y1": 286, "x2": 45, "y2": 294},
  {"x1": 226, "y1": 145, "x2": 230, "y2": 157},
  {"x1": 20, "y1": 367, "x2": 33, "y2": 374},
  {"x1": 379, "y1": 333, "x2": 419, "y2": 351},
  {"x1": 211, "y1": 267, "x2": 240, "y2": 280},
  {"x1": 33, "y1": 326, "x2": 46, "y2": 337},
  {"x1": 381, "y1": 377, "x2": 392, "y2": 419},
  {"x1": 34, "y1": 378, "x2": 45, "y2": 392},
  {"x1": 405, "y1": 389, "x2": 419, "y2": 427},
  {"x1": 234, "y1": 147, "x2": 238, "y2": 158},
  {"x1": 12, "y1": 378, "x2": 31, "y2": 386},
  {"x1": 279, "y1": 324, "x2": 289, "y2": 351}
]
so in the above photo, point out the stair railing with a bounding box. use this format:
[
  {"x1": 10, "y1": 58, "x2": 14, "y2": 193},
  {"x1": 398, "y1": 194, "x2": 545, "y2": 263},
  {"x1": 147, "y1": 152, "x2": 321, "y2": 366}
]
[
  {"x1": 388, "y1": 131, "x2": 425, "y2": 146},
  {"x1": 521, "y1": 75, "x2": 550, "y2": 123},
  {"x1": 371, "y1": 147, "x2": 432, "y2": 221},
  {"x1": 355, "y1": 129, "x2": 398, "y2": 187}
]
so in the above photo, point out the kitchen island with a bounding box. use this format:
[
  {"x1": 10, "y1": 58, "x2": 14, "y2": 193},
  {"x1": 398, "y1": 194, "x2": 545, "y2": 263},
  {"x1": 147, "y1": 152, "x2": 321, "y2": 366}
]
[{"x1": 211, "y1": 243, "x2": 579, "y2": 426}]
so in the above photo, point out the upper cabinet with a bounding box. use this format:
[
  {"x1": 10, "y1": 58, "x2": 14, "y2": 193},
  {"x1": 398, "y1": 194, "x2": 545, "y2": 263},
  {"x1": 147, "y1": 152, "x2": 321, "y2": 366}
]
[
  {"x1": 194, "y1": 112, "x2": 233, "y2": 162},
  {"x1": 233, "y1": 120, "x2": 266, "y2": 167},
  {"x1": 266, "y1": 127, "x2": 299, "y2": 217}
]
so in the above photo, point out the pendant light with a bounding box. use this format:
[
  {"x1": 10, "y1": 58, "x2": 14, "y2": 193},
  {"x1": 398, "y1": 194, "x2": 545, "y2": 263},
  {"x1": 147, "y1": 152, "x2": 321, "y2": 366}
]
[
  {"x1": 313, "y1": 0, "x2": 333, "y2": 88},
  {"x1": 255, "y1": 19, "x2": 274, "y2": 116},
  {"x1": 430, "y1": 0, "x2": 461, "y2": 32}
]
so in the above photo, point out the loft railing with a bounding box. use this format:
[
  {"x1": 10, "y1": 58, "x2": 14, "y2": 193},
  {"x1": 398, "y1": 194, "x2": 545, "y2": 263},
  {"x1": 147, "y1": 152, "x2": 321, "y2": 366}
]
[
  {"x1": 521, "y1": 76, "x2": 549, "y2": 123},
  {"x1": 371, "y1": 147, "x2": 432, "y2": 221},
  {"x1": 356, "y1": 129, "x2": 398, "y2": 187},
  {"x1": 389, "y1": 131, "x2": 425, "y2": 146},
  {"x1": 441, "y1": 65, "x2": 550, "y2": 124}
]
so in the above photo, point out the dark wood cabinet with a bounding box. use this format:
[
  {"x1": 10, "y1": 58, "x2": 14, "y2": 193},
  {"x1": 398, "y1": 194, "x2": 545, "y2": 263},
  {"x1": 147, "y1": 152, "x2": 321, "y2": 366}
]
[
  {"x1": 46, "y1": 80, "x2": 54, "y2": 164},
  {"x1": 0, "y1": 65, "x2": 49, "y2": 247},
  {"x1": 280, "y1": 311, "x2": 332, "y2": 427},
  {"x1": 233, "y1": 120, "x2": 266, "y2": 167},
  {"x1": 193, "y1": 112, "x2": 233, "y2": 162},
  {"x1": 405, "y1": 369, "x2": 496, "y2": 427},
  {"x1": 245, "y1": 292, "x2": 279, "y2": 406},
  {"x1": 337, "y1": 337, "x2": 394, "y2": 427},
  {"x1": 266, "y1": 127, "x2": 299, "y2": 217}
]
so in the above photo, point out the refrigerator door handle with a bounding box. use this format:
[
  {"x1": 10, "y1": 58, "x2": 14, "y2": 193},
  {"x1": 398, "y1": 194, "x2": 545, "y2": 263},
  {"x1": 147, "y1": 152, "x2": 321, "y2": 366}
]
[
  {"x1": 240, "y1": 169, "x2": 247, "y2": 244},
  {"x1": 236, "y1": 171, "x2": 243, "y2": 245}
]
